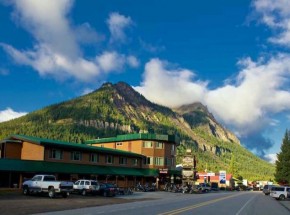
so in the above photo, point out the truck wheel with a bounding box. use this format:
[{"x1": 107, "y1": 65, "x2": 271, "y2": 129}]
[
  {"x1": 23, "y1": 187, "x2": 30, "y2": 195},
  {"x1": 48, "y1": 188, "x2": 55, "y2": 198},
  {"x1": 81, "y1": 189, "x2": 86, "y2": 196}
]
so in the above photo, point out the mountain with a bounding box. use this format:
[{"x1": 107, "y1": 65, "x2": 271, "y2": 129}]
[{"x1": 0, "y1": 82, "x2": 274, "y2": 181}]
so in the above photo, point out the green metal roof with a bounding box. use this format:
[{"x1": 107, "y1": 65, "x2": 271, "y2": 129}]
[
  {"x1": 0, "y1": 159, "x2": 157, "y2": 177},
  {"x1": 4, "y1": 134, "x2": 144, "y2": 158},
  {"x1": 85, "y1": 133, "x2": 180, "y2": 145}
]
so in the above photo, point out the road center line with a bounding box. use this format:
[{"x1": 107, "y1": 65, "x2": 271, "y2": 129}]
[
  {"x1": 235, "y1": 194, "x2": 257, "y2": 215},
  {"x1": 158, "y1": 192, "x2": 247, "y2": 215}
]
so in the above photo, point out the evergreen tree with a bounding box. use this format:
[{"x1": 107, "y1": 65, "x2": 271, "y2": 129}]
[
  {"x1": 228, "y1": 154, "x2": 238, "y2": 177},
  {"x1": 275, "y1": 130, "x2": 290, "y2": 184}
]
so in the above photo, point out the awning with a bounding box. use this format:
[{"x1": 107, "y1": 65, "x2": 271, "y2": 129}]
[{"x1": 0, "y1": 159, "x2": 159, "y2": 177}]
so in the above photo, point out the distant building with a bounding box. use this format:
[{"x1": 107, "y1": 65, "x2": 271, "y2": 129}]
[{"x1": 196, "y1": 172, "x2": 234, "y2": 188}]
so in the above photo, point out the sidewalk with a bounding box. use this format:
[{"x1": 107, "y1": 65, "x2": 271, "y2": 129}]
[{"x1": 280, "y1": 199, "x2": 290, "y2": 211}]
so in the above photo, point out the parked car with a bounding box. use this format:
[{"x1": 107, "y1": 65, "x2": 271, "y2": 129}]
[
  {"x1": 198, "y1": 183, "x2": 211, "y2": 192},
  {"x1": 22, "y1": 175, "x2": 74, "y2": 198},
  {"x1": 73, "y1": 180, "x2": 100, "y2": 196},
  {"x1": 97, "y1": 183, "x2": 117, "y2": 197},
  {"x1": 263, "y1": 184, "x2": 276, "y2": 195},
  {"x1": 270, "y1": 186, "x2": 290, "y2": 200}
]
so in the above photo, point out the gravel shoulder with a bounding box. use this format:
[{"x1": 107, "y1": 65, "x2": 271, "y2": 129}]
[{"x1": 0, "y1": 189, "x2": 154, "y2": 215}]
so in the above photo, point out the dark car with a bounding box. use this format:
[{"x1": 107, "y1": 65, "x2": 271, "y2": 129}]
[{"x1": 98, "y1": 183, "x2": 117, "y2": 197}]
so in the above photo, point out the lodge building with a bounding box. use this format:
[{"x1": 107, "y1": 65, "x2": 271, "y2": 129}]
[{"x1": 0, "y1": 133, "x2": 180, "y2": 188}]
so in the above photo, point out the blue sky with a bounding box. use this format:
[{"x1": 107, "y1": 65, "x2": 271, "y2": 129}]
[{"x1": 1, "y1": 0, "x2": 290, "y2": 163}]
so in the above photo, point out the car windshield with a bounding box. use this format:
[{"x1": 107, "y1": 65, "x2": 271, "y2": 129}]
[
  {"x1": 31, "y1": 176, "x2": 42, "y2": 181},
  {"x1": 91, "y1": 181, "x2": 98, "y2": 185},
  {"x1": 106, "y1": 184, "x2": 115, "y2": 188}
]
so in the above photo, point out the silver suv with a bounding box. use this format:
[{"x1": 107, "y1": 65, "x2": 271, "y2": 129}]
[
  {"x1": 73, "y1": 180, "x2": 100, "y2": 196},
  {"x1": 270, "y1": 186, "x2": 290, "y2": 200},
  {"x1": 263, "y1": 184, "x2": 275, "y2": 195}
]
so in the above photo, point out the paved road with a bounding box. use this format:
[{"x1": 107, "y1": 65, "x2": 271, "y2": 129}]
[{"x1": 36, "y1": 191, "x2": 290, "y2": 215}]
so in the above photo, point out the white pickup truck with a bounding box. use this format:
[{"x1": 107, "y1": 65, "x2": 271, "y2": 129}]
[{"x1": 22, "y1": 175, "x2": 74, "y2": 198}]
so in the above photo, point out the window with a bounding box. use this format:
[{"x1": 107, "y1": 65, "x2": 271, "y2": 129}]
[
  {"x1": 143, "y1": 141, "x2": 153, "y2": 148},
  {"x1": 43, "y1": 176, "x2": 55, "y2": 181},
  {"x1": 132, "y1": 158, "x2": 138, "y2": 166},
  {"x1": 171, "y1": 145, "x2": 175, "y2": 152},
  {"x1": 165, "y1": 157, "x2": 172, "y2": 166},
  {"x1": 31, "y1": 176, "x2": 42, "y2": 181},
  {"x1": 90, "y1": 153, "x2": 99, "y2": 163},
  {"x1": 49, "y1": 149, "x2": 63, "y2": 160},
  {"x1": 80, "y1": 181, "x2": 85, "y2": 185},
  {"x1": 154, "y1": 157, "x2": 164, "y2": 166},
  {"x1": 155, "y1": 142, "x2": 163, "y2": 149},
  {"x1": 119, "y1": 157, "x2": 127, "y2": 165},
  {"x1": 106, "y1": 155, "x2": 114, "y2": 164},
  {"x1": 143, "y1": 156, "x2": 153, "y2": 165},
  {"x1": 71, "y1": 151, "x2": 82, "y2": 161}
]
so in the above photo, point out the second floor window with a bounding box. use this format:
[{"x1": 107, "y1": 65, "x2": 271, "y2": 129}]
[
  {"x1": 49, "y1": 149, "x2": 63, "y2": 160},
  {"x1": 143, "y1": 141, "x2": 153, "y2": 148},
  {"x1": 90, "y1": 153, "x2": 99, "y2": 163},
  {"x1": 106, "y1": 155, "x2": 114, "y2": 164},
  {"x1": 155, "y1": 142, "x2": 163, "y2": 149},
  {"x1": 154, "y1": 157, "x2": 164, "y2": 166},
  {"x1": 165, "y1": 157, "x2": 172, "y2": 166},
  {"x1": 119, "y1": 157, "x2": 127, "y2": 165},
  {"x1": 71, "y1": 151, "x2": 82, "y2": 161},
  {"x1": 172, "y1": 145, "x2": 175, "y2": 152}
]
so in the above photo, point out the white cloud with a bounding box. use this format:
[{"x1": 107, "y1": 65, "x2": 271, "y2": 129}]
[
  {"x1": 264, "y1": 153, "x2": 277, "y2": 164},
  {"x1": 254, "y1": 0, "x2": 290, "y2": 47},
  {"x1": 96, "y1": 51, "x2": 126, "y2": 72},
  {"x1": 0, "y1": 108, "x2": 27, "y2": 123},
  {"x1": 107, "y1": 12, "x2": 133, "y2": 43},
  {"x1": 127, "y1": 56, "x2": 139, "y2": 68},
  {"x1": 95, "y1": 51, "x2": 139, "y2": 73},
  {"x1": 2, "y1": 1, "x2": 138, "y2": 82},
  {"x1": 1, "y1": 43, "x2": 101, "y2": 82},
  {"x1": 75, "y1": 22, "x2": 105, "y2": 45},
  {"x1": 135, "y1": 55, "x2": 290, "y2": 137},
  {"x1": 135, "y1": 58, "x2": 208, "y2": 108},
  {"x1": 206, "y1": 55, "x2": 290, "y2": 135}
]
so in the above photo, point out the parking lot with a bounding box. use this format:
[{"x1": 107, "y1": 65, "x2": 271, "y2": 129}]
[{"x1": 0, "y1": 189, "x2": 156, "y2": 215}]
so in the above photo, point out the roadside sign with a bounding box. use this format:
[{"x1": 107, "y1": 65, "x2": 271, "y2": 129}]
[
  {"x1": 159, "y1": 168, "x2": 168, "y2": 174},
  {"x1": 219, "y1": 171, "x2": 226, "y2": 184}
]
